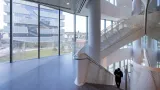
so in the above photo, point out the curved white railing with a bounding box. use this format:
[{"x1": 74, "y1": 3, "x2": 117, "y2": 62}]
[
  {"x1": 76, "y1": 52, "x2": 115, "y2": 85},
  {"x1": 131, "y1": 61, "x2": 160, "y2": 90},
  {"x1": 130, "y1": 47, "x2": 160, "y2": 90}
]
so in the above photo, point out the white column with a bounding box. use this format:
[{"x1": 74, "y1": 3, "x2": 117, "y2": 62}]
[
  {"x1": 132, "y1": 0, "x2": 142, "y2": 15},
  {"x1": 146, "y1": 37, "x2": 158, "y2": 67},
  {"x1": 157, "y1": 0, "x2": 160, "y2": 6},
  {"x1": 88, "y1": 0, "x2": 101, "y2": 62},
  {"x1": 75, "y1": 0, "x2": 101, "y2": 86},
  {"x1": 133, "y1": 39, "x2": 142, "y2": 64}
]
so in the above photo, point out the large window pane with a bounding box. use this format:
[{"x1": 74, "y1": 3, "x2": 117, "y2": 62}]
[
  {"x1": 109, "y1": 64, "x2": 114, "y2": 73},
  {"x1": 121, "y1": 60, "x2": 124, "y2": 67},
  {"x1": 76, "y1": 15, "x2": 87, "y2": 52},
  {"x1": 13, "y1": 1, "x2": 38, "y2": 61},
  {"x1": 101, "y1": 20, "x2": 104, "y2": 31},
  {"x1": 106, "y1": 21, "x2": 111, "y2": 31},
  {"x1": 110, "y1": 0, "x2": 114, "y2": 5},
  {"x1": 125, "y1": 59, "x2": 128, "y2": 66},
  {"x1": 106, "y1": 21, "x2": 111, "y2": 28},
  {"x1": 60, "y1": 12, "x2": 73, "y2": 55},
  {"x1": 0, "y1": 0, "x2": 10, "y2": 62},
  {"x1": 40, "y1": 5, "x2": 60, "y2": 57},
  {"x1": 115, "y1": 62, "x2": 119, "y2": 69}
]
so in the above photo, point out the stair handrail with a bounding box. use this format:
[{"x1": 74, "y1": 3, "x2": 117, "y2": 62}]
[
  {"x1": 101, "y1": 19, "x2": 125, "y2": 35},
  {"x1": 143, "y1": 48, "x2": 151, "y2": 66},
  {"x1": 102, "y1": 10, "x2": 146, "y2": 42},
  {"x1": 101, "y1": 15, "x2": 145, "y2": 52},
  {"x1": 75, "y1": 53, "x2": 113, "y2": 75},
  {"x1": 101, "y1": 20, "x2": 127, "y2": 41},
  {"x1": 132, "y1": 61, "x2": 160, "y2": 90}
]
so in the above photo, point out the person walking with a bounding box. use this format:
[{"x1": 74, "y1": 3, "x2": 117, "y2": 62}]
[{"x1": 114, "y1": 68, "x2": 123, "y2": 88}]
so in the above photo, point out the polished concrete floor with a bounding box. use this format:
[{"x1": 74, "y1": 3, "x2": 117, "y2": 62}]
[{"x1": 0, "y1": 54, "x2": 121, "y2": 90}]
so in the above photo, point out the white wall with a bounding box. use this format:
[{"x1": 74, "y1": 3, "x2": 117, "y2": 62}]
[
  {"x1": 101, "y1": 0, "x2": 132, "y2": 19},
  {"x1": 80, "y1": 0, "x2": 132, "y2": 20}
]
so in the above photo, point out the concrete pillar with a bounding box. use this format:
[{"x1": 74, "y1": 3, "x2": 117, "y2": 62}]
[
  {"x1": 88, "y1": 0, "x2": 101, "y2": 62},
  {"x1": 157, "y1": 0, "x2": 160, "y2": 6},
  {"x1": 133, "y1": 39, "x2": 142, "y2": 64},
  {"x1": 75, "y1": 0, "x2": 101, "y2": 86},
  {"x1": 132, "y1": 0, "x2": 142, "y2": 15},
  {"x1": 111, "y1": 21, "x2": 113, "y2": 30},
  {"x1": 146, "y1": 37, "x2": 158, "y2": 67},
  {"x1": 104, "y1": 19, "x2": 107, "y2": 33}
]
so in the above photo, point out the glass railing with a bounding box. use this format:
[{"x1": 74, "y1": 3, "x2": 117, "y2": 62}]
[
  {"x1": 101, "y1": 9, "x2": 147, "y2": 44},
  {"x1": 101, "y1": 20, "x2": 126, "y2": 41},
  {"x1": 101, "y1": 19, "x2": 125, "y2": 35},
  {"x1": 101, "y1": 14, "x2": 144, "y2": 50}
]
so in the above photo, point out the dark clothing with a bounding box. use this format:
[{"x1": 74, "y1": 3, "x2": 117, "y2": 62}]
[{"x1": 114, "y1": 69, "x2": 123, "y2": 88}]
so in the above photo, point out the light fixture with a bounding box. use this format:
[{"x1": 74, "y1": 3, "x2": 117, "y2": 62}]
[
  {"x1": 124, "y1": 6, "x2": 126, "y2": 7},
  {"x1": 141, "y1": 62, "x2": 146, "y2": 66},
  {"x1": 67, "y1": 3, "x2": 70, "y2": 5}
]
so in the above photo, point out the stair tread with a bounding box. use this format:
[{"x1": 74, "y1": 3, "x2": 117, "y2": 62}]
[{"x1": 80, "y1": 83, "x2": 123, "y2": 90}]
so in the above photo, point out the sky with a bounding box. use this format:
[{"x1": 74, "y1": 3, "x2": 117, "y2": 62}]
[{"x1": 63, "y1": 12, "x2": 87, "y2": 33}]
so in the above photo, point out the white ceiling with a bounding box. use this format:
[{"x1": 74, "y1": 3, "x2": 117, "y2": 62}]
[
  {"x1": 26, "y1": 0, "x2": 133, "y2": 21},
  {"x1": 26, "y1": 0, "x2": 82, "y2": 13},
  {"x1": 79, "y1": 0, "x2": 133, "y2": 21}
]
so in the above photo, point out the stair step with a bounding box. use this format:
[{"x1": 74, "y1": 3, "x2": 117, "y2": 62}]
[{"x1": 80, "y1": 83, "x2": 124, "y2": 90}]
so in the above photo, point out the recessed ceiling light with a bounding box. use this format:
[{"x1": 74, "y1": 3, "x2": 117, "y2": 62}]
[
  {"x1": 67, "y1": 3, "x2": 70, "y2": 5},
  {"x1": 124, "y1": 6, "x2": 126, "y2": 7}
]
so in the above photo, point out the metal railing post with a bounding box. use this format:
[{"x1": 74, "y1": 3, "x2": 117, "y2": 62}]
[{"x1": 125, "y1": 65, "x2": 128, "y2": 90}]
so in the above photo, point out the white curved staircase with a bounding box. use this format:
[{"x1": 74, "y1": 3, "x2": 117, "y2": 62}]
[{"x1": 76, "y1": 11, "x2": 160, "y2": 87}]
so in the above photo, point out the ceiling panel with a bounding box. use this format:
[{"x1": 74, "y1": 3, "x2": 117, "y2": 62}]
[{"x1": 25, "y1": 0, "x2": 83, "y2": 13}]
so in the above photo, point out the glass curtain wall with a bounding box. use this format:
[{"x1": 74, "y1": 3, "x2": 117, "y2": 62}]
[
  {"x1": 13, "y1": 1, "x2": 38, "y2": 61},
  {"x1": 108, "y1": 59, "x2": 132, "y2": 74},
  {"x1": 106, "y1": 21, "x2": 111, "y2": 28},
  {"x1": 106, "y1": 0, "x2": 117, "y2": 6},
  {"x1": 0, "y1": 0, "x2": 10, "y2": 62},
  {"x1": 40, "y1": 5, "x2": 59, "y2": 57},
  {"x1": 0, "y1": 0, "x2": 88, "y2": 63},
  {"x1": 105, "y1": 21, "x2": 111, "y2": 32},
  {"x1": 76, "y1": 15, "x2": 87, "y2": 52},
  {"x1": 60, "y1": 12, "x2": 74, "y2": 55},
  {"x1": 101, "y1": 20, "x2": 104, "y2": 31}
]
